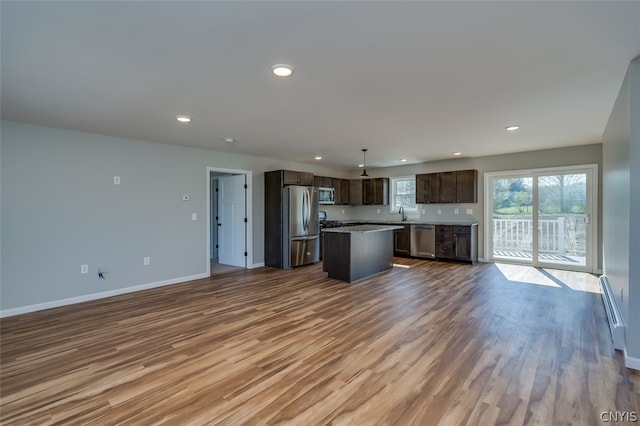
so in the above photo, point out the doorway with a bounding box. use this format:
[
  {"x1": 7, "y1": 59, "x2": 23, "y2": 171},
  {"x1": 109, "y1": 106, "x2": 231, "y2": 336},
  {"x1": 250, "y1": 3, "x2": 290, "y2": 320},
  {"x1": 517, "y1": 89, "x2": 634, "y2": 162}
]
[
  {"x1": 485, "y1": 164, "x2": 597, "y2": 272},
  {"x1": 208, "y1": 168, "x2": 253, "y2": 275}
]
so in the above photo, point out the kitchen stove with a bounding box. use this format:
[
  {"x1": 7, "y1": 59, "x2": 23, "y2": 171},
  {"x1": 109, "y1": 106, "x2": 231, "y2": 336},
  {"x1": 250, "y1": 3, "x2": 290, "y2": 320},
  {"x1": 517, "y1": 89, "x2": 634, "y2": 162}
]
[
  {"x1": 320, "y1": 220, "x2": 343, "y2": 229},
  {"x1": 318, "y1": 211, "x2": 343, "y2": 229}
]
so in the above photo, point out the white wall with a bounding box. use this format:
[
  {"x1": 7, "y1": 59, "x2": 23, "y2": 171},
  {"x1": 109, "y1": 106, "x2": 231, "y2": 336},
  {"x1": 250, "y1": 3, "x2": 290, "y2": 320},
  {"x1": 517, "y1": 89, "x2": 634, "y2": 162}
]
[
  {"x1": 602, "y1": 56, "x2": 640, "y2": 368},
  {"x1": 0, "y1": 121, "x2": 344, "y2": 314}
]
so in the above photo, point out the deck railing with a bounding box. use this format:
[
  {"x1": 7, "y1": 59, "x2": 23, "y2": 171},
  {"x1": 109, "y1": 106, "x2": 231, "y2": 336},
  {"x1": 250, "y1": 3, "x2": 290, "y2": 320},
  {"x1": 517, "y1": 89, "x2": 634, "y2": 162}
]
[{"x1": 493, "y1": 217, "x2": 565, "y2": 255}]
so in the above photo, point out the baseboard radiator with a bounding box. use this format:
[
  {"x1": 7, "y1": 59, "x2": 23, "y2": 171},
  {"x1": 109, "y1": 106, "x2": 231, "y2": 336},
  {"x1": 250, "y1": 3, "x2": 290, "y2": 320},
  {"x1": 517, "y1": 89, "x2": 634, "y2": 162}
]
[{"x1": 599, "y1": 275, "x2": 625, "y2": 350}]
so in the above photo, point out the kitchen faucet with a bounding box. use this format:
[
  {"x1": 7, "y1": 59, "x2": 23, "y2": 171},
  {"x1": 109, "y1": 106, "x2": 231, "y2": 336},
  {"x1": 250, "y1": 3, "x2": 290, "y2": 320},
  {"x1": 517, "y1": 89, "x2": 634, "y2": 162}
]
[{"x1": 398, "y1": 206, "x2": 407, "y2": 221}]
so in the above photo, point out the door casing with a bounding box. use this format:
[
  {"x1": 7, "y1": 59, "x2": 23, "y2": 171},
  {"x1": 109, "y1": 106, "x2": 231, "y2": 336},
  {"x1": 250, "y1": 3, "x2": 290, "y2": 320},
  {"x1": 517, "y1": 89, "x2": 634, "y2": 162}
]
[
  {"x1": 207, "y1": 167, "x2": 253, "y2": 274},
  {"x1": 484, "y1": 164, "x2": 598, "y2": 272}
]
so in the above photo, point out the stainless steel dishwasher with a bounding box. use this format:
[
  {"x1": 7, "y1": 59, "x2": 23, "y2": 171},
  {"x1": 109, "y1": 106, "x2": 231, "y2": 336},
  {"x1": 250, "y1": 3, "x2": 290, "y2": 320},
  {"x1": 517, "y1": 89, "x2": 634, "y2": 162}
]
[{"x1": 410, "y1": 225, "x2": 436, "y2": 258}]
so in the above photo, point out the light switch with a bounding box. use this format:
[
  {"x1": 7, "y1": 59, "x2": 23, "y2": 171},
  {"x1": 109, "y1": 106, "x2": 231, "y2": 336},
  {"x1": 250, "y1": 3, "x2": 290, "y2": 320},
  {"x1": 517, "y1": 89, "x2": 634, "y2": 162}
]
[
  {"x1": 192, "y1": 213, "x2": 197, "y2": 221},
  {"x1": 113, "y1": 176, "x2": 120, "y2": 185},
  {"x1": 81, "y1": 264, "x2": 88, "y2": 274},
  {"x1": 467, "y1": 208, "x2": 473, "y2": 215}
]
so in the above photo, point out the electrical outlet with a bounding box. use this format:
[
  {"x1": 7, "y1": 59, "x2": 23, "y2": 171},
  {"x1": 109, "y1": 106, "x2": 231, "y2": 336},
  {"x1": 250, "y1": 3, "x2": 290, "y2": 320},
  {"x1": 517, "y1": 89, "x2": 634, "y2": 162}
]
[
  {"x1": 192, "y1": 213, "x2": 197, "y2": 221},
  {"x1": 143, "y1": 257, "x2": 150, "y2": 266},
  {"x1": 467, "y1": 208, "x2": 473, "y2": 214},
  {"x1": 421, "y1": 208, "x2": 425, "y2": 214},
  {"x1": 113, "y1": 176, "x2": 120, "y2": 185},
  {"x1": 342, "y1": 209, "x2": 345, "y2": 215},
  {"x1": 81, "y1": 264, "x2": 88, "y2": 274},
  {"x1": 437, "y1": 209, "x2": 442, "y2": 215},
  {"x1": 377, "y1": 209, "x2": 380, "y2": 214},
  {"x1": 454, "y1": 208, "x2": 459, "y2": 214}
]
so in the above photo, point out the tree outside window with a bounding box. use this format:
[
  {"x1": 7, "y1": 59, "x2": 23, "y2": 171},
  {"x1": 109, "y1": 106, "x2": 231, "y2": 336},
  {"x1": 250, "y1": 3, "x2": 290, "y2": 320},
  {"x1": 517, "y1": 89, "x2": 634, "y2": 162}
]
[{"x1": 391, "y1": 177, "x2": 416, "y2": 211}]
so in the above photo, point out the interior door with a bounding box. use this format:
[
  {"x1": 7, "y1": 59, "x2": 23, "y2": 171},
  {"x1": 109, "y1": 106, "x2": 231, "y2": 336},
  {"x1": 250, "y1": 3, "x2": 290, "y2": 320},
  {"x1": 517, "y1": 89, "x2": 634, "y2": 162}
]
[{"x1": 218, "y1": 174, "x2": 246, "y2": 267}]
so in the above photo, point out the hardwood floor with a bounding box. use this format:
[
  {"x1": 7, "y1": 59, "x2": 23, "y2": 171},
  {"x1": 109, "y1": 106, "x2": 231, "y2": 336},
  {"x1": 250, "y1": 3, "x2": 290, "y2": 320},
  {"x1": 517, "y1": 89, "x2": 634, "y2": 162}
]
[{"x1": 1, "y1": 259, "x2": 638, "y2": 425}]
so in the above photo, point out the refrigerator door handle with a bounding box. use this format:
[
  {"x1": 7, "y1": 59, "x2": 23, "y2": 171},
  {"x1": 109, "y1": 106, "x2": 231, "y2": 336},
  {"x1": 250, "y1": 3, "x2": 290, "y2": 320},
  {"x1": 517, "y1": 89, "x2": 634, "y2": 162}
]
[
  {"x1": 303, "y1": 190, "x2": 309, "y2": 233},
  {"x1": 307, "y1": 190, "x2": 311, "y2": 234},
  {"x1": 291, "y1": 235, "x2": 319, "y2": 241}
]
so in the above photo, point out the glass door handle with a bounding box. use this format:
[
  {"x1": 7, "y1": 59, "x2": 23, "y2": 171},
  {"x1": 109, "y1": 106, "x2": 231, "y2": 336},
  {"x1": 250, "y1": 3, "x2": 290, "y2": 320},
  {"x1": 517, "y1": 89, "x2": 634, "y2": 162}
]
[{"x1": 584, "y1": 215, "x2": 590, "y2": 224}]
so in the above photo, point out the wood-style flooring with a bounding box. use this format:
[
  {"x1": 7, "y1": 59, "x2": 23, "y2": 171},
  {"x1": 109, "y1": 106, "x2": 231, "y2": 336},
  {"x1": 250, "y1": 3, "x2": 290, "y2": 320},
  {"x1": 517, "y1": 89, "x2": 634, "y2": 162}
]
[{"x1": 1, "y1": 259, "x2": 638, "y2": 425}]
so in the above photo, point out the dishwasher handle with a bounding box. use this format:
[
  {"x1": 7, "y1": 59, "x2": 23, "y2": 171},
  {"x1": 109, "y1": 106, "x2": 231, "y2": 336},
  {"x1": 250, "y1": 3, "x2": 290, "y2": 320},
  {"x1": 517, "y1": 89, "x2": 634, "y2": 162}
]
[{"x1": 412, "y1": 225, "x2": 435, "y2": 231}]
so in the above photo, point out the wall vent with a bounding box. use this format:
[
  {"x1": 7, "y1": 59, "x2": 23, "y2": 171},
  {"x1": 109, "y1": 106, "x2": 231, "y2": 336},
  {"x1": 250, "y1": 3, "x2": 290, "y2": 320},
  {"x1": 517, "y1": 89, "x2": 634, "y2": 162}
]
[{"x1": 600, "y1": 275, "x2": 625, "y2": 350}]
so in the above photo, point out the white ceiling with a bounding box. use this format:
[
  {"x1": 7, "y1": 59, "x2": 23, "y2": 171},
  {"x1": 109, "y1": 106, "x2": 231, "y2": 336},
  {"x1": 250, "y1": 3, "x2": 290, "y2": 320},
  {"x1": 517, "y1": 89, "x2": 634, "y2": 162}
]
[{"x1": 2, "y1": 1, "x2": 639, "y2": 171}]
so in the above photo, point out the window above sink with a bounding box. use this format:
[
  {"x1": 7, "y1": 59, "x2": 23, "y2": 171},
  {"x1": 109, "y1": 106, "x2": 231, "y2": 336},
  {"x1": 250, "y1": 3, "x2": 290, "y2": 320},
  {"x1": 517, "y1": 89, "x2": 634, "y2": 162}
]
[{"x1": 390, "y1": 176, "x2": 417, "y2": 212}]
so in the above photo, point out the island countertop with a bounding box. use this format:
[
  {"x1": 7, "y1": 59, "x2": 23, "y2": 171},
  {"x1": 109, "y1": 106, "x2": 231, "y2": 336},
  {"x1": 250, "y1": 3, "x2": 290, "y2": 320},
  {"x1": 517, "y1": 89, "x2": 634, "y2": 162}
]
[
  {"x1": 322, "y1": 224, "x2": 403, "y2": 233},
  {"x1": 322, "y1": 225, "x2": 400, "y2": 283}
]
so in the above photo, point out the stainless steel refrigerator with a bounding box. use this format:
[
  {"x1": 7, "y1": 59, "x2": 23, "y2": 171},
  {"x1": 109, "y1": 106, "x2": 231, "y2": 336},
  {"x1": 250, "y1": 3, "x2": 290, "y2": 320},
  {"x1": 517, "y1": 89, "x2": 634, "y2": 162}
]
[{"x1": 282, "y1": 186, "x2": 320, "y2": 269}]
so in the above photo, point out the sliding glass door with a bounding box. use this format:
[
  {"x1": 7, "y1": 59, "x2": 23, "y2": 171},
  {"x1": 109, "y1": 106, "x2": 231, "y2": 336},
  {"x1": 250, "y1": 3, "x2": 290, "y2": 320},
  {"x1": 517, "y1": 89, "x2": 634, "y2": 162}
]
[
  {"x1": 536, "y1": 171, "x2": 591, "y2": 269},
  {"x1": 491, "y1": 175, "x2": 534, "y2": 264},
  {"x1": 486, "y1": 165, "x2": 597, "y2": 272}
]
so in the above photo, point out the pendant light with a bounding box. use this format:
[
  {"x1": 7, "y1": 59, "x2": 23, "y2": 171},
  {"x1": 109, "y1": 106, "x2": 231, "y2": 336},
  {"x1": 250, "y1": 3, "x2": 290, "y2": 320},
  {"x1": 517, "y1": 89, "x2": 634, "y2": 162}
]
[{"x1": 360, "y1": 148, "x2": 369, "y2": 177}]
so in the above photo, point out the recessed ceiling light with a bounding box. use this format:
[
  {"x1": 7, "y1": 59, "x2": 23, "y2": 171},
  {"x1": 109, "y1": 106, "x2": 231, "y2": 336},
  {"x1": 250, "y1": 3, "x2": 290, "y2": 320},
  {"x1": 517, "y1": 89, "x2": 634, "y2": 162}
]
[
  {"x1": 271, "y1": 64, "x2": 294, "y2": 77},
  {"x1": 314, "y1": 156, "x2": 322, "y2": 160},
  {"x1": 176, "y1": 115, "x2": 192, "y2": 123},
  {"x1": 358, "y1": 164, "x2": 364, "y2": 168},
  {"x1": 224, "y1": 138, "x2": 235, "y2": 143},
  {"x1": 453, "y1": 152, "x2": 462, "y2": 156},
  {"x1": 505, "y1": 124, "x2": 520, "y2": 131},
  {"x1": 400, "y1": 159, "x2": 408, "y2": 162}
]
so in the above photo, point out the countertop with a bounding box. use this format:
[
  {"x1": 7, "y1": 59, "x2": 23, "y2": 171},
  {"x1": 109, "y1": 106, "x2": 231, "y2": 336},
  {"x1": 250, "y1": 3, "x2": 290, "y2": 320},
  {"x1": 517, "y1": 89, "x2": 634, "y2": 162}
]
[
  {"x1": 322, "y1": 224, "x2": 404, "y2": 234},
  {"x1": 339, "y1": 220, "x2": 479, "y2": 226}
]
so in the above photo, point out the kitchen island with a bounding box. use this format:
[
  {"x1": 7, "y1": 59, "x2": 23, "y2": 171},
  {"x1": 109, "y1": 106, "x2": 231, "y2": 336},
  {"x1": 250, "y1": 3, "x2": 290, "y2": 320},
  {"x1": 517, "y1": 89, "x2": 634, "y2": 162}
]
[{"x1": 322, "y1": 225, "x2": 403, "y2": 283}]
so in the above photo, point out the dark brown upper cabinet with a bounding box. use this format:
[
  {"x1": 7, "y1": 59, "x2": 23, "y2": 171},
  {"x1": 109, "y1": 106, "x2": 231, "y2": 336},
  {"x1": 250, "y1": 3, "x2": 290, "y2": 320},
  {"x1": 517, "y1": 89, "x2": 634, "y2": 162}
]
[
  {"x1": 363, "y1": 178, "x2": 389, "y2": 205},
  {"x1": 349, "y1": 179, "x2": 363, "y2": 205},
  {"x1": 455, "y1": 169, "x2": 478, "y2": 203},
  {"x1": 313, "y1": 175, "x2": 332, "y2": 188},
  {"x1": 282, "y1": 170, "x2": 314, "y2": 186},
  {"x1": 336, "y1": 178, "x2": 350, "y2": 205},
  {"x1": 415, "y1": 169, "x2": 477, "y2": 204},
  {"x1": 438, "y1": 171, "x2": 458, "y2": 203},
  {"x1": 348, "y1": 178, "x2": 388, "y2": 206},
  {"x1": 416, "y1": 172, "x2": 440, "y2": 204}
]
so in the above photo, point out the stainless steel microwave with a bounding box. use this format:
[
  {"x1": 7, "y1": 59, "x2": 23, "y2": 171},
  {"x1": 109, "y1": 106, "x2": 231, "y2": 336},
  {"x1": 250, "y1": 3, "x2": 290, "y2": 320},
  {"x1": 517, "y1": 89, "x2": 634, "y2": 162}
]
[{"x1": 318, "y1": 187, "x2": 335, "y2": 204}]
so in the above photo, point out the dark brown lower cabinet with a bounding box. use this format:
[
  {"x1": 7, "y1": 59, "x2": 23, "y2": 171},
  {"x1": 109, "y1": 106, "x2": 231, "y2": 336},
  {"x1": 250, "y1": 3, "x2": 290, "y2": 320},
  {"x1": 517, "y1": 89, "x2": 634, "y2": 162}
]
[
  {"x1": 435, "y1": 225, "x2": 454, "y2": 259},
  {"x1": 435, "y1": 224, "x2": 478, "y2": 264},
  {"x1": 393, "y1": 225, "x2": 411, "y2": 256}
]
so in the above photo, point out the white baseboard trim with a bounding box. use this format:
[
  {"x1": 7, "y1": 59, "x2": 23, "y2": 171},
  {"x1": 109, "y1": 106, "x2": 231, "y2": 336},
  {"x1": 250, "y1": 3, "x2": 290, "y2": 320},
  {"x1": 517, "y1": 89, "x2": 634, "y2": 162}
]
[
  {"x1": 624, "y1": 351, "x2": 640, "y2": 371},
  {"x1": 0, "y1": 273, "x2": 209, "y2": 318},
  {"x1": 249, "y1": 262, "x2": 265, "y2": 269}
]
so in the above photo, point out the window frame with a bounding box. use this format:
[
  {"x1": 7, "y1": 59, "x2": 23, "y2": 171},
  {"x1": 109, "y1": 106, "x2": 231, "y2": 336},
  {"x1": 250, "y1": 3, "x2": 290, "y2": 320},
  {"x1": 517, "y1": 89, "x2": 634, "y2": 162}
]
[{"x1": 390, "y1": 176, "x2": 418, "y2": 212}]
